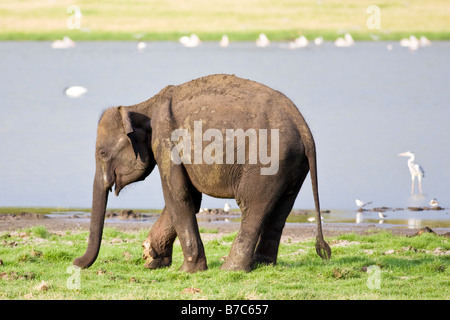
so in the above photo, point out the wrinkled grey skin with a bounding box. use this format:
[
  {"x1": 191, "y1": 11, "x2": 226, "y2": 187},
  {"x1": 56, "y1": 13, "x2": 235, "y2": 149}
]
[{"x1": 73, "y1": 74, "x2": 331, "y2": 272}]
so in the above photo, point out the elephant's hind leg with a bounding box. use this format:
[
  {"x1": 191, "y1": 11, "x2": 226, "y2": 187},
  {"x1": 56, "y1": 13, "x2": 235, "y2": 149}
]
[
  {"x1": 254, "y1": 158, "x2": 308, "y2": 266},
  {"x1": 253, "y1": 190, "x2": 299, "y2": 266},
  {"x1": 220, "y1": 177, "x2": 283, "y2": 272}
]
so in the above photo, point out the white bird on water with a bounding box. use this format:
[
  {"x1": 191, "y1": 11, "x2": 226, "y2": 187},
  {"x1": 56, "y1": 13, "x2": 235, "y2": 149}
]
[
  {"x1": 355, "y1": 212, "x2": 363, "y2": 224},
  {"x1": 314, "y1": 36, "x2": 324, "y2": 46},
  {"x1": 419, "y1": 36, "x2": 431, "y2": 47},
  {"x1": 429, "y1": 199, "x2": 439, "y2": 207},
  {"x1": 398, "y1": 151, "x2": 425, "y2": 195},
  {"x1": 288, "y1": 35, "x2": 309, "y2": 49},
  {"x1": 256, "y1": 33, "x2": 270, "y2": 47},
  {"x1": 355, "y1": 199, "x2": 372, "y2": 209},
  {"x1": 137, "y1": 41, "x2": 147, "y2": 51},
  {"x1": 223, "y1": 203, "x2": 231, "y2": 212},
  {"x1": 51, "y1": 36, "x2": 76, "y2": 49},
  {"x1": 334, "y1": 33, "x2": 354, "y2": 47},
  {"x1": 65, "y1": 86, "x2": 87, "y2": 98},
  {"x1": 399, "y1": 35, "x2": 419, "y2": 51},
  {"x1": 179, "y1": 34, "x2": 201, "y2": 47},
  {"x1": 220, "y1": 35, "x2": 230, "y2": 47}
]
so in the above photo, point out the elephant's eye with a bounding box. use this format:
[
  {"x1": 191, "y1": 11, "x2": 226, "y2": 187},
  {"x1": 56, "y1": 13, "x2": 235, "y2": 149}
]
[{"x1": 99, "y1": 150, "x2": 107, "y2": 158}]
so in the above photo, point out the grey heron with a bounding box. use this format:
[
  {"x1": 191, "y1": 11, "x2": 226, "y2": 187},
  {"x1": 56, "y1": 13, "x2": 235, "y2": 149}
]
[{"x1": 398, "y1": 151, "x2": 425, "y2": 195}]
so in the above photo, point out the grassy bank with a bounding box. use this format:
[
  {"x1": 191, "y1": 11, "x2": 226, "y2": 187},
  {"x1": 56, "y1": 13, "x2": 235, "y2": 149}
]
[
  {"x1": 0, "y1": 226, "x2": 448, "y2": 299},
  {"x1": 0, "y1": 0, "x2": 449, "y2": 41}
]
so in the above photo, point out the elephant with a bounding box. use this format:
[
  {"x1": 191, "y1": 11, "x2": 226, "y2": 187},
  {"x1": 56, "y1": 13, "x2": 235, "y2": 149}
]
[{"x1": 73, "y1": 74, "x2": 331, "y2": 272}]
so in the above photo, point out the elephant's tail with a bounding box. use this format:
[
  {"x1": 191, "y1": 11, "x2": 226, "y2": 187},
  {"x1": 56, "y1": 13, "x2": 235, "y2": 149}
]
[{"x1": 305, "y1": 138, "x2": 331, "y2": 260}]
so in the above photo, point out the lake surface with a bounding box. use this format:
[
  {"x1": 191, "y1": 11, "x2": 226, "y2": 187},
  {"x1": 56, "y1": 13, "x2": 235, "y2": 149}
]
[{"x1": 1, "y1": 41, "x2": 449, "y2": 224}]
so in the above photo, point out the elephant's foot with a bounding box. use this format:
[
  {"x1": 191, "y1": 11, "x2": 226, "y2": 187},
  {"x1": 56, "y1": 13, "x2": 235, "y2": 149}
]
[
  {"x1": 253, "y1": 253, "x2": 277, "y2": 266},
  {"x1": 253, "y1": 244, "x2": 278, "y2": 266},
  {"x1": 142, "y1": 237, "x2": 172, "y2": 269},
  {"x1": 220, "y1": 256, "x2": 253, "y2": 272},
  {"x1": 144, "y1": 256, "x2": 172, "y2": 269},
  {"x1": 179, "y1": 256, "x2": 208, "y2": 273}
]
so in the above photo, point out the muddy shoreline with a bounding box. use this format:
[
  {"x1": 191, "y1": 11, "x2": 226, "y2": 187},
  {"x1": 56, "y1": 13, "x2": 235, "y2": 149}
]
[{"x1": 1, "y1": 211, "x2": 449, "y2": 242}]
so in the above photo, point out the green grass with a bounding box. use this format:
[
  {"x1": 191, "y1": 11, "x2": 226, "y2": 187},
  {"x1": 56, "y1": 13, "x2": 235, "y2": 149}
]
[
  {"x1": 0, "y1": 0, "x2": 449, "y2": 41},
  {"x1": 0, "y1": 227, "x2": 448, "y2": 299}
]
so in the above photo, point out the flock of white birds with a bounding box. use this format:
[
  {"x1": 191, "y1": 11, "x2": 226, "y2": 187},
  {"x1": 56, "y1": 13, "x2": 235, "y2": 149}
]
[
  {"x1": 173, "y1": 32, "x2": 352, "y2": 48},
  {"x1": 55, "y1": 32, "x2": 431, "y2": 98},
  {"x1": 51, "y1": 32, "x2": 432, "y2": 52},
  {"x1": 174, "y1": 32, "x2": 431, "y2": 51}
]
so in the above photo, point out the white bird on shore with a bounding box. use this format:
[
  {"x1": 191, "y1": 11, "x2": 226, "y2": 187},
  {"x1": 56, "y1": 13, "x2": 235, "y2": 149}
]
[
  {"x1": 224, "y1": 203, "x2": 231, "y2": 212},
  {"x1": 307, "y1": 216, "x2": 323, "y2": 222},
  {"x1": 429, "y1": 199, "x2": 439, "y2": 207},
  {"x1": 398, "y1": 151, "x2": 425, "y2": 195},
  {"x1": 51, "y1": 36, "x2": 76, "y2": 49},
  {"x1": 220, "y1": 35, "x2": 229, "y2": 47},
  {"x1": 256, "y1": 33, "x2": 270, "y2": 47},
  {"x1": 179, "y1": 34, "x2": 201, "y2": 47},
  {"x1": 355, "y1": 199, "x2": 373, "y2": 209},
  {"x1": 378, "y1": 212, "x2": 387, "y2": 219},
  {"x1": 65, "y1": 86, "x2": 87, "y2": 98},
  {"x1": 334, "y1": 33, "x2": 354, "y2": 47}
]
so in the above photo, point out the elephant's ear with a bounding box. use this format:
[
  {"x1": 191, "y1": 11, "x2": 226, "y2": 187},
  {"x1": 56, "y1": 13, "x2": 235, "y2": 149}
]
[
  {"x1": 118, "y1": 106, "x2": 134, "y2": 135},
  {"x1": 118, "y1": 106, "x2": 138, "y2": 158}
]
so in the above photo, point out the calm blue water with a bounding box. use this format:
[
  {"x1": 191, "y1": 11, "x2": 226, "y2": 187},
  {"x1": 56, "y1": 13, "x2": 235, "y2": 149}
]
[{"x1": 0, "y1": 41, "x2": 449, "y2": 214}]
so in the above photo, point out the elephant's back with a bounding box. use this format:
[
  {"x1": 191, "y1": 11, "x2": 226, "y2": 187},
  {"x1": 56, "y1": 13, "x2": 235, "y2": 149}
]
[
  {"x1": 170, "y1": 74, "x2": 302, "y2": 131},
  {"x1": 174, "y1": 74, "x2": 267, "y2": 99},
  {"x1": 174, "y1": 74, "x2": 288, "y2": 109}
]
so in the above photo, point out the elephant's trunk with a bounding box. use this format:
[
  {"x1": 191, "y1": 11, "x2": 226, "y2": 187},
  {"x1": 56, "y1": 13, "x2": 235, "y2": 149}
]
[{"x1": 73, "y1": 170, "x2": 109, "y2": 268}]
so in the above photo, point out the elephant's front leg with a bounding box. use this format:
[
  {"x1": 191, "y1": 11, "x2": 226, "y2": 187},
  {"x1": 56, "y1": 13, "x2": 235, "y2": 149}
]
[
  {"x1": 161, "y1": 166, "x2": 207, "y2": 273},
  {"x1": 143, "y1": 206, "x2": 176, "y2": 269}
]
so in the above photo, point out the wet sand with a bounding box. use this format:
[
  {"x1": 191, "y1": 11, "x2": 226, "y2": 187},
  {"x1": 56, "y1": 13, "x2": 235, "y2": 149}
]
[{"x1": 1, "y1": 212, "x2": 448, "y2": 242}]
